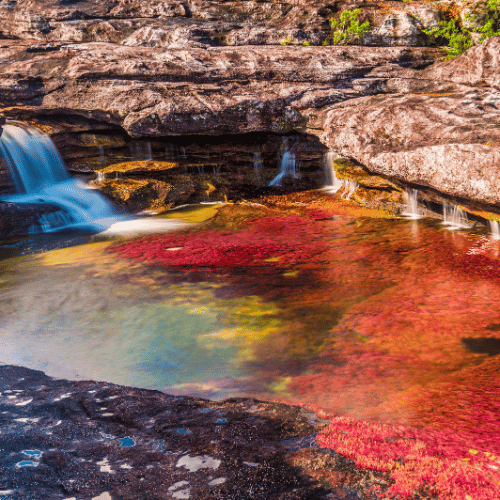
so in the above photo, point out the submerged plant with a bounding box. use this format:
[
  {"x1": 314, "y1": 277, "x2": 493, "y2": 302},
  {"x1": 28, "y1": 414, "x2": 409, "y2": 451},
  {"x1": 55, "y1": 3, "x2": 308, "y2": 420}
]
[
  {"x1": 329, "y1": 9, "x2": 370, "y2": 45},
  {"x1": 317, "y1": 416, "x2": 500, "y2": 500}
]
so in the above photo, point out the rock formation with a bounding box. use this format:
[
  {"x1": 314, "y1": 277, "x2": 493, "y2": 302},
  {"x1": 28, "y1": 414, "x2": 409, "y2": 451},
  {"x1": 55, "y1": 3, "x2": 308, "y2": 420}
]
[
  {"x1": 0, "y1": 364, "x2": 390, "y2": 499},
  {"x1": 0, "y1": 0, "x2": 499, "y2": 207}
]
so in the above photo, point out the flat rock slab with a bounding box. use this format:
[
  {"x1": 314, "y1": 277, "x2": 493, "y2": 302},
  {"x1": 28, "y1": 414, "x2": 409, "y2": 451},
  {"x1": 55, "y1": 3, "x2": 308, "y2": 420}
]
[{"x1": 0, "y1": 365, "x2": 385, "y2": 500}]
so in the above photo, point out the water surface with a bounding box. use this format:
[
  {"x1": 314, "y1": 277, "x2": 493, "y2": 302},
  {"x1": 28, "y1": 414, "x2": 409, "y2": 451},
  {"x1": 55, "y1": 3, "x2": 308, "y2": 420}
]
[{"x1": 1, "y1": 195, "x2": 500, "y2": 451}]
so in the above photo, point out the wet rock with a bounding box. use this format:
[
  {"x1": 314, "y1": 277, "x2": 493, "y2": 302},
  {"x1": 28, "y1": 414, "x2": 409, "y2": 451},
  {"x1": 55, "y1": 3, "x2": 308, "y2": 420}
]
[
  {"x1": 97, "y1": 177, "x2": 197, "y2": 212},
  {"x1": 0, "y1": 364, "x2": 388, "y2": 499},
  {"x1": 0, "y1": 201, "x2": 74, "y2": 238}
]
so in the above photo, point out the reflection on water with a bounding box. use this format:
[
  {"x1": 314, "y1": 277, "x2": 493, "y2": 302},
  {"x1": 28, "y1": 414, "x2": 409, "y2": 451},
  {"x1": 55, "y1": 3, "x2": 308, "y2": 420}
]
[{"x1": 1, "y1": 198, "x2": 500, "y2": 448}]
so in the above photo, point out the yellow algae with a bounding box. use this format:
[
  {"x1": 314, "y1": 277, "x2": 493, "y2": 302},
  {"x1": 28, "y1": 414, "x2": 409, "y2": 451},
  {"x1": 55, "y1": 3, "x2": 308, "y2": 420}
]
[
  {"x1": 205, "y1": 182, "x2": 216, "y2": 196},
  {"x1": 99, "y1": 179, "x2": 150, "y2": 202},
  {"x1": 195, "y1": 296, "x2": 286, "y2": 361},
  {"x1": 464, "y1": 208, "x2": 500, "y2": 222},
  {"x1": 260, "y1": 190, "x2": 397, "y2": 219},
  {"x1": 161, "y1": 204, "x2": 223, "y2": 223},
  {"x1": 40, "y1": 241, "x2": 114, "y2": 267},
  {"x1": 263, "y1": 256, "x2": 281, "y2": 263},
  {"x1": 269, "y1": 377, "x2": 292, "y2": 397},
  {"x1": 283, "y1": 270, "x2": 300, "y2": 277},
  {"x1": 97, "y1": 160, "x2": 179, "y2": 175}
]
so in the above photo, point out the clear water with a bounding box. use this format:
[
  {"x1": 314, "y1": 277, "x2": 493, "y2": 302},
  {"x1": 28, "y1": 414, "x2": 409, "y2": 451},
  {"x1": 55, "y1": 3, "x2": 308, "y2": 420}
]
[
  {"x1": 1, "y1": 129, "x2": 500, "y2": 453},
  {"x1": 1, "y1": 197, "x2": 500, "y2": 448}
]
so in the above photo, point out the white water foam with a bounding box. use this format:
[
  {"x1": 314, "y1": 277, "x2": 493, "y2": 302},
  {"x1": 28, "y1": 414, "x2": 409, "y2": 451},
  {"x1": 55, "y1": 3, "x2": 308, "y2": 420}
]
[{"x1": 0, "y1": 124, "x2": 130, "y2": 233}]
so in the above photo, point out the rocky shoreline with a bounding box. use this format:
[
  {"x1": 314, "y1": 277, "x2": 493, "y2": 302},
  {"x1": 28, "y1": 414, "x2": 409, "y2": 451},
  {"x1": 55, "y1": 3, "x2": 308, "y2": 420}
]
[{"x1": 0, "y1": 364, "x2": 391, "y2": 500}]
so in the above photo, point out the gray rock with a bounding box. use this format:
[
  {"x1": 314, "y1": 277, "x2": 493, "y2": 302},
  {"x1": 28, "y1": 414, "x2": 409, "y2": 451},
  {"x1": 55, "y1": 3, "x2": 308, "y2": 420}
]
[{"x1": 0, "y1": 365, "x2": 386, "y2": 500}]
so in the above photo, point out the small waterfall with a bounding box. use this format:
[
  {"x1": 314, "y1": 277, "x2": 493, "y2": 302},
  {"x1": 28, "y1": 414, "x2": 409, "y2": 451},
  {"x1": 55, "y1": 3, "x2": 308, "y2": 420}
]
[
  {"x1": 442, "y1": 203, "x2": 469, "y2": 229},
  {"x1": 96, "y1": 171, "x2": 106, "y2": 182},
  {"x1": 489, "y1": 220, "x2": 500, "y2": 239},
  {"x1": 322, "y1": 151, "x2": 357, "y2": 198},
  {"x1": 323, "y1": 151, "x2": 343, "y2": 193},
  {"x1": 0, "y1": 124, "x2": 69, "y2": 193},
  {"x1": 402, "y1": 189, "x2": 422, "y2": 219},
  {"x1": 269, "y1": 138, "x2": 299, "y2": 187},
  {"x1": 253, "y1": 152, "x2": 263, "y2": 187},
  {"x1": 0, "y1": 124, "x2": 129, "y2": 233},
  {"x1": 165, "y1": 144, "x2": 186, "y2": 161},
  {"x1": 98, "y1": 145, "x2": 105, "y2": 162},
  {"x1": 145, "y1": 141, "x2": 153, "y2": 161},
  {"x1": 341, "y1": 180, "x2": 357, "y2": 200}
]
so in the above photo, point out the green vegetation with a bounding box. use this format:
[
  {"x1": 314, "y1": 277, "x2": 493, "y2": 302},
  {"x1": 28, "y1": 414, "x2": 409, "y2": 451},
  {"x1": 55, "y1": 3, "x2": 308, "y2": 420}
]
[
  {"x1": 328, "y1": 9, "x2": 370, "y2": 45},
  {"x1": 424, "y1": 0, "x2": 500, "y2": 59},
  {"x1": 280, "y1": 36, "x2": 293, "y2": 46}
]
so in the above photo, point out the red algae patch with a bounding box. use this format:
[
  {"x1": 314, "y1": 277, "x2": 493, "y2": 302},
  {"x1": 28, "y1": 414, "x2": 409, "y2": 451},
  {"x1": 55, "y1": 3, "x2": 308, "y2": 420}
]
[
  {"x1": 109, "y1": 214, "x2": 330, "y2": 271},
  {"x1": 107, "y1": 200, "x2": 500, "y2": 499},
  {"x1": 317, "y1": 416, "x2": 500, "y2": 500}
]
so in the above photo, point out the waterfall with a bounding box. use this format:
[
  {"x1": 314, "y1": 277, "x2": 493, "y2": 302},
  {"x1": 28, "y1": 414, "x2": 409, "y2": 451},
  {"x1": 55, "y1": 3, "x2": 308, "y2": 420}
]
[
  {"x1": 341, "y1": 180, "x2": 357, "y2": 200},
  {"x1": 269, "y1": 138, "x2": 299, "y2": 187},
  {"x1": 0, "y1": 124, "x2": 69, "y2": 193},
  {"x1": 322, "y1": 151, "x2": 357, "y2": 198},
  {"x1": 253, "y1": 152, "x2": 263, "y2": 187},
  {"x1": 402, "y1": 188, "x2": 422, "y2": 219},
  {"x1": 145, "y1": 141, "x2": 153, "y2": 161},
  {"x1": 322, "y1": 151, "x2": 344, "y2": 193},
  {"x1": 0, "y1": 124, "x2": 129, "y2": 233},
  {"x1": 442, "y1": 203, "x2": 469, "y2": 229},
  {"x1": 489, "y1": 220, "x2": 500, "y2": 239}
]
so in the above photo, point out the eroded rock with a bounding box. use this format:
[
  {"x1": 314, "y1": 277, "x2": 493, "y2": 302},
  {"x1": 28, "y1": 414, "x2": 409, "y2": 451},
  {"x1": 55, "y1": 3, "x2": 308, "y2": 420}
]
[
  {"x1": 1, "y1": 0, "x2": 500, "y2": 208},
  {"x1": 318, "y1": 37, "x2": 500, "y2": 205},
  {"x1": 0, "y1": 364, "x2": 388, "y2": 499}
]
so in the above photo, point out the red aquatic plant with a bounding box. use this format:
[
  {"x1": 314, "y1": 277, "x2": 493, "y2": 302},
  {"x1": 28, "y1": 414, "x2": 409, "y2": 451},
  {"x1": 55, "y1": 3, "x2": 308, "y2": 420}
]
[
  {"x1": 109, "y1": 215, "x2": 330, "y2": 271},
  {"x1": 317, "y1": 416, "x2": 500, "y2": 500},
  {"x1": 110, "y1": 205, "x2": 500, "y2": 500}
]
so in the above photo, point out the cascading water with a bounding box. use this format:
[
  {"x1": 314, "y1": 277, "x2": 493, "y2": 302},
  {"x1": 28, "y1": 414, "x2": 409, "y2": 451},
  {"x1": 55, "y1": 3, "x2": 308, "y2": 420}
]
[
  {"x1": 322, "y1": 151, "x2": 357, "y2": 199},
  {"x1": 322, "y1": 151, "x2": 343, "y2": 193},
  {"x1": 253, "y1": 152, "x2": 263, "y2": 187},
  {"x1": 402, "y1": 188, "x2": 422, "y2": 219},
  {"x1": 442, "y1": 202, "x2": 470, "y2": 230},
  {"x1": 0, "y1": 123, "x2": 129, "y2": 233},
  {"x1": 269, "y1": 138, "x2": 299, "y2": 187},
  {"x1": 489, "y1": 220, "x2": 500, "y2": 239},
  {"x1": 341, "y1": 180, "x2": 357, "y2": 200}
]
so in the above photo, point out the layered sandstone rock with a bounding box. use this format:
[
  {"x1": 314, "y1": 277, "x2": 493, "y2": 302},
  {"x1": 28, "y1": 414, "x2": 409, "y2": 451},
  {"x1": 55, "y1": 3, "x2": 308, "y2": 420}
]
[
  {"x1": 0, "y1": 0, "x2": 449, "y2": 48},
  {"x1": 1, "y1": 0, "x2": 500, "y2": 207},
  {"x1": 0, "y1": 40, "x2": 439, "y2": 137},
  {"x1": 319, "y1": 37, "x2": 500, "y2": 206}
]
